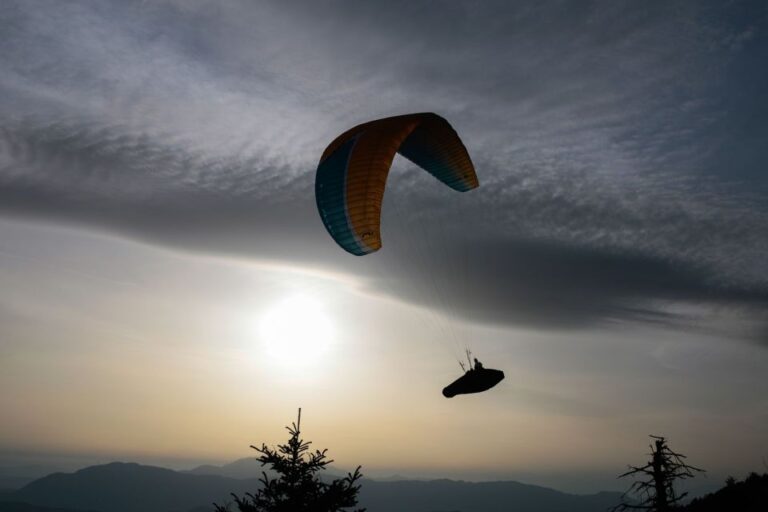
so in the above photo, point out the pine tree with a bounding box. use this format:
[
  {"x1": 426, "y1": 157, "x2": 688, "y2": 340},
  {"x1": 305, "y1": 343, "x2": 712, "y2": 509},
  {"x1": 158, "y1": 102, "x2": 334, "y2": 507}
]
[
  {"x1": 214, "y1": 409, "x2": 365, "y2": 512},
  {"x1": 613, "y1": 435, "x2": 704, "y2": 512}
]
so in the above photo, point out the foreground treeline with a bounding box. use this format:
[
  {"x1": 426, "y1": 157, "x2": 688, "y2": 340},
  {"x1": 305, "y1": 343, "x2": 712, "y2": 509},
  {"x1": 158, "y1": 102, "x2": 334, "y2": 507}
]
[{"x1": 681, "y1": 472, "x2": 768, "y2": 512}]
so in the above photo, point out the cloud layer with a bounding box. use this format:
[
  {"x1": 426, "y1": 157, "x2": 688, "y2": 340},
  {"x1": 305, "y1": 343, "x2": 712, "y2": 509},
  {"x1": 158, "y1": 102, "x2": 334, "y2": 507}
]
[{"x1": 1, "y1": 0, "x2": 767, "y2": 336}]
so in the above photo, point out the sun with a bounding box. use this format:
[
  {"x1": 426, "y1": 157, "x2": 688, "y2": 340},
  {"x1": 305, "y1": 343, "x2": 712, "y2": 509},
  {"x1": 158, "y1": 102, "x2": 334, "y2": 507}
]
[{"x1": 260, "y1": 295, "x2": 334, "y2": 369}]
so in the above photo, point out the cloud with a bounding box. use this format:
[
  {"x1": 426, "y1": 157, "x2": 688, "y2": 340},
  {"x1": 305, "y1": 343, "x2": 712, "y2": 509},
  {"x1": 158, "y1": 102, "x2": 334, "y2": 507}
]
[{"x1": 1, "y1": 0, "x2": 767, "y2": 336}]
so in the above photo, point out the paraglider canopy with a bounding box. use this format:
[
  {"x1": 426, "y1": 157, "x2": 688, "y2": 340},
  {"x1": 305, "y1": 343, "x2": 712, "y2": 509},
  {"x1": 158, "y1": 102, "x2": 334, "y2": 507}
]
[{"x1": 315, "y1": 112, "x2": 478, "y2": 256}]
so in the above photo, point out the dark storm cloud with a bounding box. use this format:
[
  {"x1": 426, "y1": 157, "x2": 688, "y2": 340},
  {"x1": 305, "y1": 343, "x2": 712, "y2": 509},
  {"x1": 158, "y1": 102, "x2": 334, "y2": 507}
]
[{"x1": 1, "y1": 0, "x2": 767, "y2": 335}]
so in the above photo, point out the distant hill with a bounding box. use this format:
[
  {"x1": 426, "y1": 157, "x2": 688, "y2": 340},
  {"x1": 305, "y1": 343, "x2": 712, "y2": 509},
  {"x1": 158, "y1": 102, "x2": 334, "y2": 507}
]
[
  {"x1": 184, "y1": 458, "x2": 270, "y2": 480},
  {"x1": 1, "y1": 461, "x2": 623, "y2": 512},
  {"x1": 185, "y1": 458, "x2": 346, "y2": 482},
  {"x1": 0, "y1": 502, "x2": 101, "y2": 512},
  {"x1": 0, "y1": 466, "x2": 67, "y2": 491},
  {"x1": 0, "y1": 480, "x2": 32, "y2": 493},
  {"x1": 360, "y1": 479, "x2": 620, "y2": 512},
  {"x1": 6, "y1": 463, "x2": 259, "y2": 512},
  {"x1": 682, "y1": 472, "x2": 768, "y2": 512}
]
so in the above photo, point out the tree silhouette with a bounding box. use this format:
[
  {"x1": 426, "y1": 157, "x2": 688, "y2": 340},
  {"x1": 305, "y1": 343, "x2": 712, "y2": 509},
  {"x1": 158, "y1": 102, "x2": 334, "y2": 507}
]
[
  {"x1": 683, "y1": 472, "x2": 768, "y2": 511},
  {"x1": 214, "y1": 409, "x2": 365, "y2": 512},
  {"x1": 613, "y1": 435, "x2": 704, "y2": 512}
]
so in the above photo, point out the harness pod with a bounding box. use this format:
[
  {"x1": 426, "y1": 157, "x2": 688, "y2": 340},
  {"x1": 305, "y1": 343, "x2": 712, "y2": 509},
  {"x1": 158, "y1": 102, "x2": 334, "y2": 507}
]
[{"x1": 442, "y1": 367, "x2": 505, "y2": 398}]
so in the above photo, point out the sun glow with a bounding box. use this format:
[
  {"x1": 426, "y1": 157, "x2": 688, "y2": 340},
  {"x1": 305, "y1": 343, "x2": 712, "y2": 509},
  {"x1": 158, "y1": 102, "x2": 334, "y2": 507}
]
[{"x1": 260, "y1": 295, "x2": 334, "y2": 369}]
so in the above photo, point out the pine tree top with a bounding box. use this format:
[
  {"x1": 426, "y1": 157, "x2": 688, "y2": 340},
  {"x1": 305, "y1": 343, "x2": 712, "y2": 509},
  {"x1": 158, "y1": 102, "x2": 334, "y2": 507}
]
[{"x1": 215, "y1": 409, "x2": 365, "y2": 512}]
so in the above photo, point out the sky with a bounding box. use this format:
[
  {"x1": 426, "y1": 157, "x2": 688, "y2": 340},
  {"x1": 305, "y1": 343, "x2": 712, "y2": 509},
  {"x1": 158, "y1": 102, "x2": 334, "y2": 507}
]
[{"x1": 1, "y1": 0, "x2": 767, "y2": 494}]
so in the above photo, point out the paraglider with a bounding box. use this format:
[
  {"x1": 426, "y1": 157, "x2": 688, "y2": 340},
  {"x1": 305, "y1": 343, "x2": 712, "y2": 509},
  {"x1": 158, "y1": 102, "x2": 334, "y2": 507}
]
[
  {"x1": 315, "y1": 113, "x2": 503, "y2": 398},
  {"x1": 442, "y1": 352, "x2": 505, "y2": 398},
  {"x1": 315, "y1": 112, "x2": 478, "y2": 256}
]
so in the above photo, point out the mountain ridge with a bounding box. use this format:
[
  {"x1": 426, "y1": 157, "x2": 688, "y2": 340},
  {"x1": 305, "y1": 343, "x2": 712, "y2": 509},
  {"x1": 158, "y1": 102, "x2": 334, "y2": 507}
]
[{"x1": 0, "y1": 461, "x2": 623, "y2": 512}]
